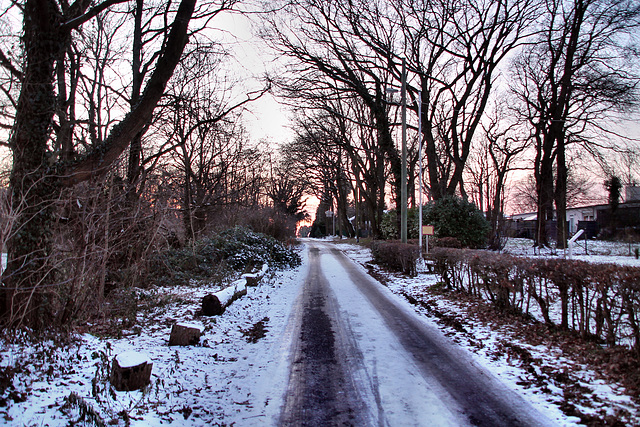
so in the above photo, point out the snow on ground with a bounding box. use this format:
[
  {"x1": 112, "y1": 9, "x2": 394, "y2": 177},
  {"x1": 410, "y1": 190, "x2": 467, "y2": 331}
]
[
  {"x1": 1, "y1": 238, "x2": 639, "y2": 426},
  {"x1": 503, "y1": 237, "x2": 640, "y2": 266},
  {"x1": 0, "y1": 248, "x2": 309, "y2": 426},
  {"x1": 337, "y1": 239, "x2": 640, "y2": 426}
]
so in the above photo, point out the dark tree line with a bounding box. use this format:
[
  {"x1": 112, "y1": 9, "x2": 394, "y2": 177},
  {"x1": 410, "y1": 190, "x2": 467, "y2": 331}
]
[
  {"x1": 262, "y1": 0, "x2": 640, "y2": 246},
  {"x1": 0, "y1": 0, "x2": 303, "y2": 328}
]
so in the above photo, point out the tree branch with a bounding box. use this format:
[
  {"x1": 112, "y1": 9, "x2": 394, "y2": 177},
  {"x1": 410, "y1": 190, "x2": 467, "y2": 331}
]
[
  {"x1": 0, "y1": 49, "x2": 23, "y2": 81},
  {"x1": 62, "y1": 0, "x2": 129, "y2": 31},
  {"x1": 62, "y1": 0, "x2": 197, "y2": 185}
]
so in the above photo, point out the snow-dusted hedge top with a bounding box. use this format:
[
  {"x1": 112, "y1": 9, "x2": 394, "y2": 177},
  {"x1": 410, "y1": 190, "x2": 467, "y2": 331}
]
[{"x1": 431, "y1": 248, "x2": 640, "y2": 356}]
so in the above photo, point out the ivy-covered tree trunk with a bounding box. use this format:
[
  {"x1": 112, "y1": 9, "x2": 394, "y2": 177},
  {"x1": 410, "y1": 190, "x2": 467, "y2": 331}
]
[
  {"x1": 2, "y1": 0, "x2": 197, "y2": 328},
  {"x1": 3, "y1": 0, "x2": 68, "y2": 327}
]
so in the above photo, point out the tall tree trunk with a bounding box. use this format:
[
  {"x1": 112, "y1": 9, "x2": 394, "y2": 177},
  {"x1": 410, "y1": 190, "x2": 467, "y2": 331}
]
[
  {"x1": 127, "y1": 0, "x2": 144, "y2": 200},
  {"x1": 552, "y1": 1, "x2": 585, "y2": 250},
  {"x1": 183, "y1": 167, "x2": 195, "y2": 241},
  {"x1": 488, "y1": 170, "x2": 507, "y2": 250},
  {"x1": 3, "y1": 0, "x2": 67, "y2": 327},
  {"x1": 420, "y1": 86, "x2": 445, "y2": 200},
  {"x1": 55, "y1": 45, "x2": 79, "y2": 162},
  {"x1": 555, "y1": 134, "x2": 568, "y2": 249},
  {"x1": 3, "y1": 0, "x2": 197, "y2": 328},
  {"x1": 536, "y1": 129, "x2": 555, "y2": 248},
  {"x1": 375, "y1": 146, "x2": 385, "y2": 239},
  {"x1": 373, "y1": 100, "x2": 401, "y2": 236}
]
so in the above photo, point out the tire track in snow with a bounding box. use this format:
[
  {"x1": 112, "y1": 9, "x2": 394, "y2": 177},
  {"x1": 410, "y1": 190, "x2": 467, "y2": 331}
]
[
  {"x1": 279, "y1": 246, "x2": 369, "y2": 426},
  {"x1": 279, "y1": 241, "x2": 553, "y2": 426}
]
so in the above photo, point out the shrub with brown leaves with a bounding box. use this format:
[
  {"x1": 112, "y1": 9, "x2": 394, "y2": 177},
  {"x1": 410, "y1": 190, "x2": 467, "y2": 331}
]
[
  {"x1": 371, "y1": 241, "x2": 420, "y2": 276},
  {"x1": 430, "y1": 248, "x2": 640, "y2": 356}
]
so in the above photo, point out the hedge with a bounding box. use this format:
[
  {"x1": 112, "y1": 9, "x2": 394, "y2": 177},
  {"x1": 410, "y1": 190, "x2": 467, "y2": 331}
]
[
  {"x1": 371, "y1": 241, "x2": 420, "y2": 276},
  {"x1": 430, "y1": 248, "x2": 640, "y2": 356}
]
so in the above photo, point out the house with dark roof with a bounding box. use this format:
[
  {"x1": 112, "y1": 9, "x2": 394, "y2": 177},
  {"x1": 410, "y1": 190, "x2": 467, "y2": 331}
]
[{"x1": 510, "y1": 185, "x2": 640, "y2": 240}]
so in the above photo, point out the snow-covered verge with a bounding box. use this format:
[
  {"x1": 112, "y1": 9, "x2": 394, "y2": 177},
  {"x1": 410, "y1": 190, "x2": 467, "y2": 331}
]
[
  {"x1": 0, "y1": 247, "x2": 309, "y2": 426},
  {"x1": 503, "y1": 237, "x2": 640, "y2": 266},
  {"x1": 337, "y1": 239, "x2": 640, "y2": 426},
  {"x1": 2, "y1": 236, "x2": 638, "y2": 426}
]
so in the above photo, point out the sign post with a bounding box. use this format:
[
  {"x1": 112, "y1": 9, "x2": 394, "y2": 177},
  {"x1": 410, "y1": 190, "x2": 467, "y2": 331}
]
[
  {"x1": 422, "y1": 225, "x2": 434, "y2": 254},
  {"x1": 325, "y1": 210, "x2": 335, "y2": 236}
]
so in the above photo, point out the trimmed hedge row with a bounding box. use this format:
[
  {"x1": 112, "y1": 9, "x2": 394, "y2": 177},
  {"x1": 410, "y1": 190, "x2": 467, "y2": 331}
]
[
  {"x1": 431, "y1": 248, "x2": 640, "y2": 356},
  {"x1": 371, "y1": 241, "x2": 420, "y2": 276}
]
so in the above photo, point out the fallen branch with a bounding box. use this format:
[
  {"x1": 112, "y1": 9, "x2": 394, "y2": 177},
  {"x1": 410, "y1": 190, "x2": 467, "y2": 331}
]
[
  {"x1": 201, "y1": 279, "x2": 247, "y2": 316},
  {"x1": 200, "y1": 264, "x2": 269, "y2": 316}
]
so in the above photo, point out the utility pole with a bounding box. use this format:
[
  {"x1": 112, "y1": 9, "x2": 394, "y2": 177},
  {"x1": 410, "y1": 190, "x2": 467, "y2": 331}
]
[
  {"x1": 417, "y1": 90, "x2": 423, "y2": 256},
  {"x1": 401, "y1": 58, "x2": 408, "y2": 243}
]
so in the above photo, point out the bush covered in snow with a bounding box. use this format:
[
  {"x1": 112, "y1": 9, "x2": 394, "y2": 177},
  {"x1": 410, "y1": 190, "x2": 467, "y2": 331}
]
[
  {"x1": 150, "y1": 227, "x2": 301, "y2": 287},
  {"x1": 207, "y1": 227, "x2": 301, "y2": 270}
]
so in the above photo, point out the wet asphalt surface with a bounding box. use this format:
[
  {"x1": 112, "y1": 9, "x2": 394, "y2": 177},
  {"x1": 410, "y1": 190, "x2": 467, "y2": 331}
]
[
  {"x1": 278, "y1": 242, "x2": 550, "y2": 426},
  {"x1": 279, "y1": 246, "x2": 368, "y2": 426}
]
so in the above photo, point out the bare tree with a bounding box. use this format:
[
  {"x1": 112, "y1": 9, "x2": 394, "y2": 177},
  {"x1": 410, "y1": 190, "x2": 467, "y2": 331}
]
[
  {"x1": 158, "y1": 42, "x2": 268, "y2": 240},
  {"x1": 261, "y1": 0, "x2": 403, "y2": 227},
  {"x1": 265, "y1": 154, "x2": 311, "y2": 222},
  {"x1": 166, "y1": 97, "x2": 262, "y2": 239},
  {"x1": 473, "y1": 104, "x2": 530, "y2": 249},
  {"x1": 0, "y1": 5, "x2": 22, "y2": 146},
  {"x1": 286, "y1": 94, "x2": 392, "y2": 237},
  {"x1": 510, "y1": 0, "x2": 640, "y2": 247},
  {"x1": 74, "y1": 10, "x2": 129, "y2": 149},
  {"x1": 609, "y1": 147, "x2": 640, "y2": 189},
  {"x1": 285, "y1": 115, "x2": 358, "y2": 237},
  {"x1": 1, "y1": 0, "x2": 200, "y2": 328},
  {"x1": 348, "y1": 0, "x2": 538, "y2": 199}
]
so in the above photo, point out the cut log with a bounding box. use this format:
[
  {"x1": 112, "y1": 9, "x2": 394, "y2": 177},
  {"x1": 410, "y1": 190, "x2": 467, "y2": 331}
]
[
  {"x1": 202, "y1": 293, "x2": 223, "y2": 316},
  {"x1": 201, "y1": 279, "x2": 247, "y2": 316},
  {"x1": 169, "y1": 322, "x2": 203, "y2": 346},
  {"x1": 110, "y1": 351, "x2": 153, "y2": 391},
  {"x1": 243, "y1": 263, "x2": 269, "y2": 287}
]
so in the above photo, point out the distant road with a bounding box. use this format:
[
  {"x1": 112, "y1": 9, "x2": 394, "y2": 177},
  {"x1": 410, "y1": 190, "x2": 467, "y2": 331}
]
[{"x1": 278, "y1": 240, "x2": 553, "y2": 426}]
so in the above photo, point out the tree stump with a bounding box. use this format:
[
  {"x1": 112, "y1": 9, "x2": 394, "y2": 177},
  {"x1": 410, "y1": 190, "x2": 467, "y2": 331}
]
[
  {"x1": 243, "y1": 273, "x2": 260, "y2": 287},
  {"x1": 110, "y1": 351, "x2": 153, "y2": 391},
  {"x1": 169, "y1": 323, "x2": 202, "y2": 346}
]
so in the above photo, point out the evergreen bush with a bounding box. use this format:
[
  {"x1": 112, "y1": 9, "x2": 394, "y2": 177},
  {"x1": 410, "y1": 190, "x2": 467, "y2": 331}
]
[
  {"x1": 383, "y1": 197, "x2": 489, "y2": 248},
  {"x1": 149, "y1": 227, "x2": 301, "y2": 287},
  {"x1": 422, "y1": 196, "x2": 489, "y2": 248},
  {"x1": 381, "y1": 208, "x2": 420, "y2": 240}
]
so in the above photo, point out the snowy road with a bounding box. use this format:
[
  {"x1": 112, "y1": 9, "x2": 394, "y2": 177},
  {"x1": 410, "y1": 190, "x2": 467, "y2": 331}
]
[{"x1": 277, "y1": 240, "x2": 553, "y2": 426}]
